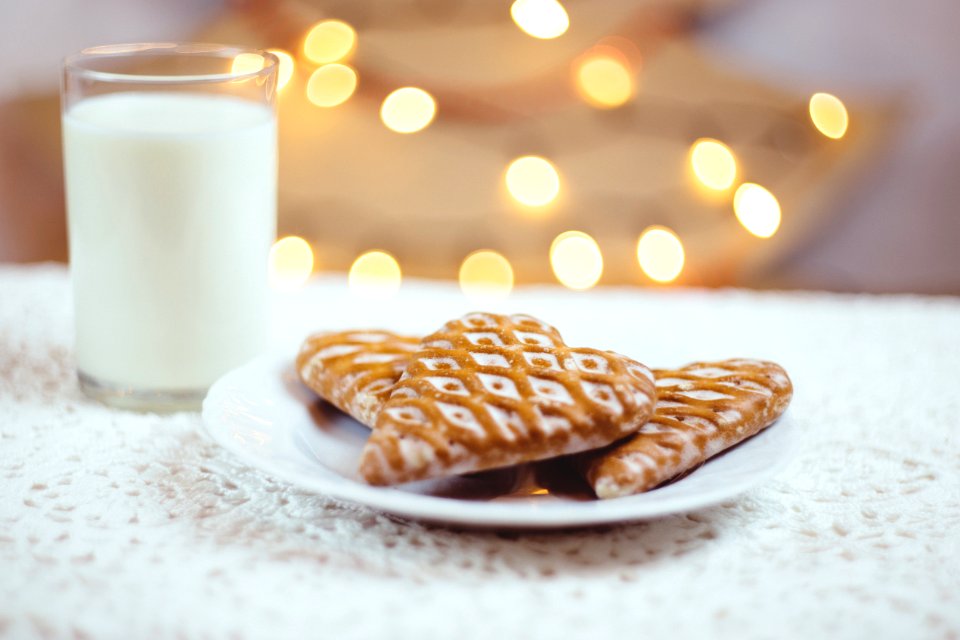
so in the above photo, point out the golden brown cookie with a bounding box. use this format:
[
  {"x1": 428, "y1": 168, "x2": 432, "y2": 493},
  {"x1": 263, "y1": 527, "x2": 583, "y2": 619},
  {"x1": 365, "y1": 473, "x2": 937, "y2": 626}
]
[
  {"x1": 360, "y1": 312, "x2": 657, "y2": 485},
  {"x1": 579, "y1": 359, "x2": 793, "y2": 499},
  {"x1": 296, "y1": 330, "x2": 420, "y2": 427}
]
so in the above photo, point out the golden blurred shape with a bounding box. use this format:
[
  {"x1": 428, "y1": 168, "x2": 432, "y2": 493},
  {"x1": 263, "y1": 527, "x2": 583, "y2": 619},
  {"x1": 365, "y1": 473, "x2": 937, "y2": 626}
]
[
  {"x1": 510, "y1": 0, "x2": 569, "y2": 39},
  {"x1": 637, "y1": 226, "x2": 684, "y2": 283},
  {"x1": 809, "y1": 92, "x2": 849, "y2": 139},
  {"x1": 269, "y1": 236, "x2": 314, "y2": 291},
  {"x1": 303, "y1": 20, "x2": 357, "y2": 64},
  {"x1": 380, "y1": 87, "x2": 437, "y2": 134},
  {"x1": 690, "y1": 138, "x2": 737, "y2": 191},
  {"x1": 733, "y1": 183, "x2": 781, "y2": 238},
  {"x1": 266, "y1": 49, "x2": 295, "y2": 90},
  {"x1": 575, "y1": 55, "x2": 634, "y2": 109},
  {"x1": 306, "y1": 64, "x2": 357, "y2": 107},
  {"x1": 230, "y1": 53, "x2": 265, "y2": 76},
  {"x1": 459, "y1": 250, "x2": 514, "y2": 301},
  {"x1": 349, "y1": 251, "x2": 401, "y2": 299},
  {"x1": 550, "y1": 231, "x2": 603, "y2": 290},
  {"x1": 505, "y1": 156, "x2": 561, "y2": 208}
]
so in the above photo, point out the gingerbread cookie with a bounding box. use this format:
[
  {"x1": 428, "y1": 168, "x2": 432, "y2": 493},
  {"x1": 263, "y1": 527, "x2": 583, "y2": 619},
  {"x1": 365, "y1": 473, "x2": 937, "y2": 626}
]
[
  {"x1": 579, "y1": 359, "x2": 792, "y2": 499},
  {"x1": 360, "y1": 313, "x2": 657, "y2": 485},
  {"x1": 296, "y1": 330, "x2": 420, "y2": 427}
]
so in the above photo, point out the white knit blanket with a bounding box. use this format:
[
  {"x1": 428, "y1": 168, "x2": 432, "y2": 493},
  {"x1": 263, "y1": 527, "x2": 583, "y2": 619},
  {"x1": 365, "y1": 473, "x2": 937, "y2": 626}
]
[{"x1": 1, "y1": 264, "x2": 958, "y2": 639}]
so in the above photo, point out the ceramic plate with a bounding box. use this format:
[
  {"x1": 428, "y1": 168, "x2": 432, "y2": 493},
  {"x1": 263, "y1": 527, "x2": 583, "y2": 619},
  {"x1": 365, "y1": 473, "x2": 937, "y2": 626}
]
[{"x1": 202, "y1": 353, "x2": 797, "y2": 529}]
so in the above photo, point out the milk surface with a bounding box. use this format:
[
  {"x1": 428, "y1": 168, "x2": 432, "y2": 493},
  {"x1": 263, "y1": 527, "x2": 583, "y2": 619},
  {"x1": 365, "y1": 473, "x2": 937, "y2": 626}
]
[{"x1": 63, "y1": 92, "x2": 277, "y2": 390}]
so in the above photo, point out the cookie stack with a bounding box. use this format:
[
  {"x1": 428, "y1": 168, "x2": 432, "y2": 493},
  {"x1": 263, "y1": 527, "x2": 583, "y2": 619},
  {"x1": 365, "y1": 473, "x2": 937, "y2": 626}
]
[{"x1": 296, "y1": 312, "x2": 792, "y2": 499}]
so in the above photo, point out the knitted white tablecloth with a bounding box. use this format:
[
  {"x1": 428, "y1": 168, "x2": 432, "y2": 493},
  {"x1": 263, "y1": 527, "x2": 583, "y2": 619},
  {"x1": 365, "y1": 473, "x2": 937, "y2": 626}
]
[{"x1": 1, "y1": 264, "x2": 958, "y2": 640}]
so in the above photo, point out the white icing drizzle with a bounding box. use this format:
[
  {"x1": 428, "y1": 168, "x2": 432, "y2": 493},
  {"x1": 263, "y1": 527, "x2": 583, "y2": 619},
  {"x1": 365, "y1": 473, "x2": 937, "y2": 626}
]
[
  {"x1": 521, "y1": 351, "x2": 562, "y2": 371},
  {"x1": 527, "y1": 376, "x2": 575, "y2": 405},
  {"x1": 581, "y1": 380, "x2": 623, "y2": 415},
  {"x1": 425, "y1": 376, "x2": 470, "y2": 396},
  {"x1": 476, "y1": 373, "x2": 521, "y2": 400},
  {"x1": 675, "y1": 389, "x2": 733, "y2": 401},
  {"x1": 469, "y1": 352, "x2": 510, "y2": 368}
]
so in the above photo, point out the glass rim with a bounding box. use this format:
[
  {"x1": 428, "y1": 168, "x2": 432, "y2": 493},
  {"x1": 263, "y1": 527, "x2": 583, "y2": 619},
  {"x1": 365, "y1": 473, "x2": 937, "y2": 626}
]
[{"x1": 63, "y1": 42, "x2": 278, "y2": 85}]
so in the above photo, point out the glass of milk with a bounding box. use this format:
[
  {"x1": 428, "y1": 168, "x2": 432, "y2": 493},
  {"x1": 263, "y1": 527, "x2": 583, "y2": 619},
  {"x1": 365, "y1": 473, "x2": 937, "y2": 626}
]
[{"x1": 61, "y1": 43, "x2": 278, "y2": 411}]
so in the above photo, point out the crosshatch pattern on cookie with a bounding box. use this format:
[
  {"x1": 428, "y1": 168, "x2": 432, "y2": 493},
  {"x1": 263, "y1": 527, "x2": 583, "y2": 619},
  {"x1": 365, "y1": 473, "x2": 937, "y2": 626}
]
[
  {"x1": 580, "y1": 359, "x2": 793, "y2": 499},
  {"x1": 360, "y1": 313, "x2": 657, "y2": 485},
  {"x1": 296, "y1": 330, "x2": 421, "y2": 427}
]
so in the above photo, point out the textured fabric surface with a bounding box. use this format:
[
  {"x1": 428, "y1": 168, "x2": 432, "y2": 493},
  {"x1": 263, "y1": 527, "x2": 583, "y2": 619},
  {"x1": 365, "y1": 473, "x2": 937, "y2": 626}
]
[{"x1": 1, "y1": 264, "x2": 958, "y2": 640}]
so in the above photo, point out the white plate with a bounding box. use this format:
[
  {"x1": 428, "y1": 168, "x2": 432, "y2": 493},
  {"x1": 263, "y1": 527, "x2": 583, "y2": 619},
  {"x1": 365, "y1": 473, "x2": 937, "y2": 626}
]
[{"x1": 202, "y1": 354, "x2": 798, "y2": 529}]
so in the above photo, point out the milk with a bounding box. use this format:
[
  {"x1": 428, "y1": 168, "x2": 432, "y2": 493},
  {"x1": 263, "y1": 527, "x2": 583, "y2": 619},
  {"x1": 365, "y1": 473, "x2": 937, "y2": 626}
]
[{"x1": 63, "y1": 92, "x2": 276, "y2": 391}]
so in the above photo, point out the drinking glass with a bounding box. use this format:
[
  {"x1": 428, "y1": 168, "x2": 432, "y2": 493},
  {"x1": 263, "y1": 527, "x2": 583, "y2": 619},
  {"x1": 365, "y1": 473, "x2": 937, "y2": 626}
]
[{"x1": 61, "y1": 43, "x2": 278, "y2": 411}]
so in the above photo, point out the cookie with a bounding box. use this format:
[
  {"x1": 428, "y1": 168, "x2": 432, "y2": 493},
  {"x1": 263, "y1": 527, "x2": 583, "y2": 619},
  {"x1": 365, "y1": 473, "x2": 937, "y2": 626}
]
[
  {"x1": 296, "y1": 330, "x2": 420, "y2": 427},
  {"x1": 579, "y1": 359, "x2": 793, "y2": 499},
  {"x1": 360, "y1": 312, "x2": 657, "y2": 485}
]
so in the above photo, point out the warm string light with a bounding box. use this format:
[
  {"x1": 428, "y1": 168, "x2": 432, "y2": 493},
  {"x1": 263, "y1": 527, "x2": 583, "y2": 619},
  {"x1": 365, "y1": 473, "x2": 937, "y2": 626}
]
[
  {"x1": 733, "y1": 183, "x2": 781, "y2": 238},
  {"x1": 232, "y1": 51, "x2": 293, "y2": 91},
  {"x1": 268, "y1": 236, "x2": 314, "y2": 291},
  {"x1": 574, "y1": 53, "x2": 634, "y2": 109},
  {"x1": 230, "y1": 53, "x2": 265, "y2": 76},
  {"x1": 550, "y1": 231, "x2": 603, "y2": 290},
  {"x1": 306, "y1": 63, "x2": 357, "y2": 107},
  {"x1": 689, "y1": 138, "x2": 737, "y2": 191},
  {"x1": 348, "y1": 251, "x2": 402, "y2": 299},
  {"x1": 505, "y1": 156, "x2": 561, "y2": 208},
  {"x1": 380, "y1": 87, "x2": 437, "y2": 134},
  {"x1": 272, "y1": 18, "x2": 837, "y2": 287},
  {"x1": 303, "y1": 20, "x2": 357, "y2": 64},
  {"x1": 637, "y1": 226, "x2": 684, "y2": 283},
  {"x1": 267, "y1": 49, "x2": 295, "y2": 90},
  {"x1": 459, "y1": 250, "x2": 514, "y2": 301},
  {"x1": 809, "y1": 92, "x2": 848, "y2": 139},
  {"x1": 510, "y1": 0, "x2": 570, "y2": 39}
]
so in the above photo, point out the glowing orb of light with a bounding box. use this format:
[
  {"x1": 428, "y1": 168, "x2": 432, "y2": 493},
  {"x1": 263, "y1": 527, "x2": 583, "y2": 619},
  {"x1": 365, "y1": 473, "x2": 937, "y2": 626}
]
[
  {"x1": 733, "y1": 183, "x2": 781, "y2": 238},
  {"x1": 231, "y1": 53, "x2": 265, "y2": 76},
  {"x1": 809, "y1": 92, "x2": 849, "y2": 139},
  {"x1": 510, "y1": 0, "x2": 570, "y2": 39},
  {"x1": 505, "y1": 156, "x2": 561, "y2": 208},
  {"x1": 268, "y1": 236, "x2": 314, "y2": 291},
  {"x1": 637, "y1": 226, "x2": 684, "y2": 283},
  {"x1": 306, "y1": 64, "x2": 357, "y2": 107},
  {"x1": 575, "y1": 55, "x2": 634, "y2": 109},
  {"x1": 550, "y1": 231, "x2": 603, "y2": 290},
  {"x1": 266, "y1": 49, "x2": 295, "y2": 90},
  {"x1": 380, "y1": 87, "x2": 437, "y2": 134},
  {"x1": 348, "y1": 251, "x2": 401, "y2": 299},
  {"x1": 459, "y1": 250, "x2": 514, "y2": 301},
  {"x1": 690, "y1": 138, "x2": 737, "y2": 191},
  {"x1": 303, "y1": 20, "x2": 357, "y2": 64}
]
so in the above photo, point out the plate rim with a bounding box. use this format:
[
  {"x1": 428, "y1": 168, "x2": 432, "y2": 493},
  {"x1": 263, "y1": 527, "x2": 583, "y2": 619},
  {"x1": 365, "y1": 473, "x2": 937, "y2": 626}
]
[{"x1": 202, "y1": 353, "x2": 798, "y2": 528}]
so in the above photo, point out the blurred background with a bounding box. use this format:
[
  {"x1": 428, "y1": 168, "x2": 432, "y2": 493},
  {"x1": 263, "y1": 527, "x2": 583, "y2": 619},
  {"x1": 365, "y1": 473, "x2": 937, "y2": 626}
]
[{"x1": 1, "y1": 0, "x2": 958, "y2": 294}]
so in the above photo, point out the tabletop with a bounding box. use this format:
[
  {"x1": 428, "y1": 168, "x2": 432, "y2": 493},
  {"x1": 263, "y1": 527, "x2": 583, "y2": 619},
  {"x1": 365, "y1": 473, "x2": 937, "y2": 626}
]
[{"x1": 1, "y1": 264, "x2": 958, "y2": 640}]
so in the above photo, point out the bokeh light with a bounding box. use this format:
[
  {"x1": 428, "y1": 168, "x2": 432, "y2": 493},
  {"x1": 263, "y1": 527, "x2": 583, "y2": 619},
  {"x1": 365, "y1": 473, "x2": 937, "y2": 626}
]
[
  {"x1": 809, "y1": 92, "x2": 849, "y2": 139},
  {"x1": 230, "y1": 52, "x2": 265, "y2": 76},
  {"x1": 306, "y1": 64, "x2": 357, "y2": 107},
  {"x1": 269, "y1": 236, "x2": 314, "y2": 291},
  {"x1": 380, "y1": 87, "x2": 437, "y2": 134},
  {"x1": 637, "y1": 226, "x2": 684, "y2": 283},
  {"x1": 690, "y1": 138, "x2": 737, "y2": 191},
  {"x1": 550, "y1": 231, "x2": 603, "y2": 290},
  {"x1": 505, "y1": 156, "x2": 561, "y2": 208},
  {"x1": 459, "y1": 250, "x2": 514, "y2": 301},
  {"x1": 348, "y1": 251, "x2": 402, "y2": 299},
  {"x1": 266, "y1": 49, "x2": 295, "y2": 90},
  {"x1": 733, "y1": 183, "x2": 781, "y2": 238},
  {"x1": 510, "y1": 0, "x2": 569, "y2": 39},
  {"x1": 303, "y1": 20, "x2": 357, "y2": 64},
  {"x1": 575, "y1": 55, "x2": 634, "y2": 109}
]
